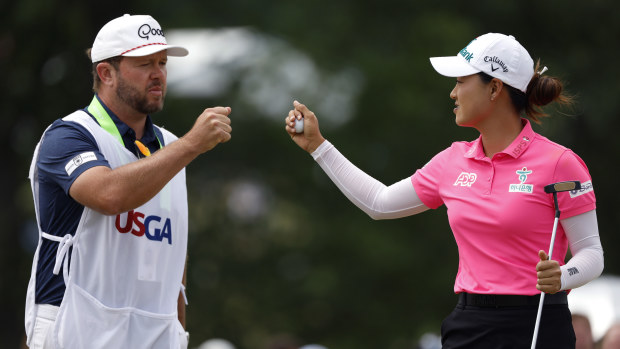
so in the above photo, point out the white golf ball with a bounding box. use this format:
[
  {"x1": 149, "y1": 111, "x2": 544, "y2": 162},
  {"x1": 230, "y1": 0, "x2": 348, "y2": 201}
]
[{"x1": 294, "y1": 117, "x2": 304, "y2": 133}]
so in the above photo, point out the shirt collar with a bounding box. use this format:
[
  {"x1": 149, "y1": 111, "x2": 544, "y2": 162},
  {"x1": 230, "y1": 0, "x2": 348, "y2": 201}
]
[
  {"x1": 93, "y1": 94, "x2": 158, "y2": 145},
  {"x1": 465, "y1": 118, "x2": 536, "y2": 160},
  {"x1": 503, "y1": 118, "x2": 536, "y2": 159}
]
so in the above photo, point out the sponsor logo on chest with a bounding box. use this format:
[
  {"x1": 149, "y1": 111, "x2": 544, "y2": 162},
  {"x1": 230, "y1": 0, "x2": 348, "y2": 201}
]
[
  {"x1": 454, "y1": 172, "x2": 477, "y2": 187},
  {"x1": 452, "y1": 167, "x2": 541, "y2": 195},
  {"x1": 509, "y1": 167, "x2": 534, "y2": 193}
]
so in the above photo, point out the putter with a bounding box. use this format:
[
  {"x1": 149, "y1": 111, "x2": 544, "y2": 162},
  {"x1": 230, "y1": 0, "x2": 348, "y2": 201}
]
[{"x1": 530, "y1": 180, "x2": 581, "y2": 349}]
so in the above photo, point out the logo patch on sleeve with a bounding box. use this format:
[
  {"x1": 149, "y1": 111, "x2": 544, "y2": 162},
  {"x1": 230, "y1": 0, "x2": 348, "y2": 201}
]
[
  {"x1": 65, "y1": 152, "x2": 97, "y2": 176},
  {"x1": 570, "y1": 180, "x2": 593, "y2": 198}
]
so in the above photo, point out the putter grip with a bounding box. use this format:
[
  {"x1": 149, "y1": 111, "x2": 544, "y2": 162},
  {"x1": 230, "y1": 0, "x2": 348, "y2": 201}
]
[{"x1": 544, "y1": 181, "x2": 581, "y2": 194}]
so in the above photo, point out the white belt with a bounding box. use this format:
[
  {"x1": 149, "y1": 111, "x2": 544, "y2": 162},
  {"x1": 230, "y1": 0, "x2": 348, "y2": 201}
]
[{"x1": 41, "y1": 232, "x2": 75, "y2": 284}]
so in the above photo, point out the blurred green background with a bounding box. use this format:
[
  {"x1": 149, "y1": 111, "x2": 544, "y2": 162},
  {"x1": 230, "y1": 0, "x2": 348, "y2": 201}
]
[{"x1": 2, "y1": 0, "x2": 618, "y2": 348}]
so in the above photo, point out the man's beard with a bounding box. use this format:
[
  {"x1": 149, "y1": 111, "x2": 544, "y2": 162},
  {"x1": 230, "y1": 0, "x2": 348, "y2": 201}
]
[{"x1": 116, "y1": 76, "x2": 165, "y2": 115}]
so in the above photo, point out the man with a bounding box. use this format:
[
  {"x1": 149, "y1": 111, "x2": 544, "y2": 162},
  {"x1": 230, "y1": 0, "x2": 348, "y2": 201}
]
[{"x1": 24, "y1": 14, "x2": 232, "y2": 348}]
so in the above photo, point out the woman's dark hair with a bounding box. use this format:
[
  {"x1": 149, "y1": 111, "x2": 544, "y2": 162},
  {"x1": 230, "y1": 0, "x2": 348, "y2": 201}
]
[
  {"x1": 477, "y1": 60, "x2": 573, "y2": 124},
  {"x1": 85, "y1": 48, "x2": 123, "y2": 92}
]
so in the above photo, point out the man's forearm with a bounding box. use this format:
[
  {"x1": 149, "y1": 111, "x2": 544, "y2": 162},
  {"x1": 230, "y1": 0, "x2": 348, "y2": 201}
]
[{"x1": 70, "y1": 137, "x2": 200, "y2": 215}]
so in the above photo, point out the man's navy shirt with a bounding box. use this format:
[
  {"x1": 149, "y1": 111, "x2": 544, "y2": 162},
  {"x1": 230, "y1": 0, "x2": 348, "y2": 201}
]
[{"x1": 35, "y1": 95, "x2": 165, "y2": 305}]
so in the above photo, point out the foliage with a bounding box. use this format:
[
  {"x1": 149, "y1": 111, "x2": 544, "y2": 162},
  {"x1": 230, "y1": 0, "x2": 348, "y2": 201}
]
[{"x1": 2, "y1": 0, "x2": 619, "y2": 348}]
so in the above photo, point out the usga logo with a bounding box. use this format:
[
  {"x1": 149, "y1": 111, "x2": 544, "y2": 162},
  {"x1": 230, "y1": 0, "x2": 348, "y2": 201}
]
[
  {"x1": 509, "y1": 167, "x2": 534, "y2": 193},
  {"x1": 115, "y1": 210, "x2": 173, "y2": 244}
]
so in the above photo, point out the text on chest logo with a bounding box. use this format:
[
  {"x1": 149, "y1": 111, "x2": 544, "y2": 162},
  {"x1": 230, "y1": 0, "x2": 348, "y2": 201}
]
[
  {"x1": 454, "y1": 172, "x2": 477, "y2": 187},
  {"x1": 509, "y1": 167, "x2": 534, "y2": 193}
]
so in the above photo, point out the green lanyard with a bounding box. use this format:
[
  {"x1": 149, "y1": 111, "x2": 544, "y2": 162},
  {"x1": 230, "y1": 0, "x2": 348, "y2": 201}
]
[{"x1": 87, "y1": 96, "x2": 162, "y2": 156}]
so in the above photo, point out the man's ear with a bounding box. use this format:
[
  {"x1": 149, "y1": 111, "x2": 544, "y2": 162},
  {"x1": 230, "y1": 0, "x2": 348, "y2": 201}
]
[{"x1": 96, "y1": 62, "x2": 116, "y2": 87}]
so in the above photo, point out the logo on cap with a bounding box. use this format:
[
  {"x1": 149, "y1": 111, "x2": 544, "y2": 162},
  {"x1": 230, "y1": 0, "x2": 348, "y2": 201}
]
[
  {"x1": 138, "y1": 24, "x2": 165, "y2": 40},
  {"x1": 459, "y1": 48, "x2": 474, "y2": 62},
  {"x1": 459, "y1": 39, "x2": 477, "y2": 62},
  {"x1": 430, "y1": 33, "x2": 534, "y2": 93},
  {"x1": 484, "y1": 56, "x2": 508, "y2": 73}
]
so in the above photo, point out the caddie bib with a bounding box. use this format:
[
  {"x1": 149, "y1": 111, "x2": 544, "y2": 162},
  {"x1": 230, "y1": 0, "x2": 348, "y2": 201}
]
[{"x1": 25, "y1": 103, "x2": 188, "y2": 349}]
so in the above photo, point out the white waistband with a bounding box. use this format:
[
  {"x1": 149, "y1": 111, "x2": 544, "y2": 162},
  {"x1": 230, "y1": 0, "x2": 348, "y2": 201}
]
[{"x1": 36, "y1": 304, "x2": 59, "y2": 321}]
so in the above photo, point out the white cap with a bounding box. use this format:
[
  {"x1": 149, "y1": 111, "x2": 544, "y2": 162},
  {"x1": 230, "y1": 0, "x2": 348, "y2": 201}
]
[
  {"x1": 90, "y1": 14, "x2": 188, "y2": 63},
  {"x1": 430, "y1": 33, "x2": 534, "y2": 92}
]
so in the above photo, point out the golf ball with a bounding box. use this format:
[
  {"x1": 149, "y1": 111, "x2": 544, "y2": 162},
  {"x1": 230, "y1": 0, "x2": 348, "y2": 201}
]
[{"x1": 294, "y1": 117, "x2": 304, "y2": 133}]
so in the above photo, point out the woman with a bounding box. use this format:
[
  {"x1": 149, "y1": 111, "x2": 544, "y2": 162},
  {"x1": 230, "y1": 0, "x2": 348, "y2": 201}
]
[{"x1": 285, "y1": 33, "x2": 603, "y2": 348}]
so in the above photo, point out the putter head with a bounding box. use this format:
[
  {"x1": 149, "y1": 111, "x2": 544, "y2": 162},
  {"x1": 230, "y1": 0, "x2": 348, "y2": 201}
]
[{"x1": 544, "y1": 181, "x2": 581, "y2": 194}]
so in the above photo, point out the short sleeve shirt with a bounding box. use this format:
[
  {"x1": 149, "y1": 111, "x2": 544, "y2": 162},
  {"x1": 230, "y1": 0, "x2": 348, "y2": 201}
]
[
  {"x1": 411, "y1": 119, "x2": 596, "y2": 295},
  {"x1": 35, "y1": 95, "x2": 164, "y2": 305}
]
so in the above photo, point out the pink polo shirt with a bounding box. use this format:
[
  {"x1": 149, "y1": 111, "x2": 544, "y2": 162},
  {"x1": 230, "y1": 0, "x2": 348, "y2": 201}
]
[{"x1": 411, "y1": 119, "x2": 596, "y2": 295}]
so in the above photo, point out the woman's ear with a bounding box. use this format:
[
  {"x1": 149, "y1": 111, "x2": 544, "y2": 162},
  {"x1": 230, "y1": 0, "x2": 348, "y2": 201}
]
[{"x1": 490, "y1": 78, "x2": 504, "y2": 101}]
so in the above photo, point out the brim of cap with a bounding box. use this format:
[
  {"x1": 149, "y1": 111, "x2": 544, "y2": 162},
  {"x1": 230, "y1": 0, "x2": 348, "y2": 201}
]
[
  {"x1": 122, "y1": 44, "x2": 189, "y2": 58},
  {"x1": 429, "y1": 56, "x2": 480, "y2": 77}
]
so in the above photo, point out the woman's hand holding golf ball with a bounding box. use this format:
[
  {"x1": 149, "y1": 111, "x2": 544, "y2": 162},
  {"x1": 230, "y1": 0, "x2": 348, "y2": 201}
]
[{"x1": 285, "y1": 100, "x2": 326, "y2": 154}]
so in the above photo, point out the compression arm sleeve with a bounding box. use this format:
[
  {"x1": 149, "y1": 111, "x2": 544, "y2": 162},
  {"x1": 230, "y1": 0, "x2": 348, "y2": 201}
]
[
  {"x1": 560, "y1": 209, "x2": 604, "y2": 290},
  {"x1": 311, "y1": 140, "x2": 429, "y2": 220}
]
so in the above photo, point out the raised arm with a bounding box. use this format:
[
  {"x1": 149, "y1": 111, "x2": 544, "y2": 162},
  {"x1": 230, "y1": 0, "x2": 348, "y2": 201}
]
[
  {"x1": 70, "y1": 107, "x2": 232, "y2": 215},
  {"x1": 285, "y1": 101, "x2": 429, "y2": 219}
]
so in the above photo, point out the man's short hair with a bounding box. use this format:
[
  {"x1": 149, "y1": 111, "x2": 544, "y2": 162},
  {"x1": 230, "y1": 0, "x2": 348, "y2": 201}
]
[{"x1": 85, "y1": 48, "x2": 123, "y2": 92}]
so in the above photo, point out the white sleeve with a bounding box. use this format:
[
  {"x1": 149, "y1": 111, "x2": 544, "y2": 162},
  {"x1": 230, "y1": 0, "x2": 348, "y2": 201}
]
[
  {"x1": 311, "y1": 140, "x2": 429, "y2": 220},
  {"x1": 559, "y1": 209, "x2": 604, "y2": 291}
]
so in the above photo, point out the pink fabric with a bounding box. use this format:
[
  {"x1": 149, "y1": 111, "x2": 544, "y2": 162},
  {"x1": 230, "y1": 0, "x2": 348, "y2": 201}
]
[{"x1": 411, "y1": 119, "x2": 596, "y2": 295}]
